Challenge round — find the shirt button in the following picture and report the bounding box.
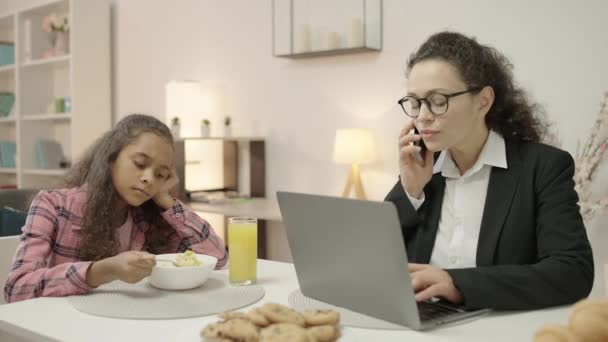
[450,256,458,264]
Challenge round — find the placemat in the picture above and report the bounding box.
[68,273,265,319]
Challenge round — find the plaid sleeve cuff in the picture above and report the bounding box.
[161,199,186,222]
[67,261,94,293]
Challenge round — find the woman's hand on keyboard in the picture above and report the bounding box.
[408,263,464,304]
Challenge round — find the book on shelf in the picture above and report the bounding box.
[35,139,65,169]
[0,41,14,66]
[0,93,15,117]
[0,141,16,168]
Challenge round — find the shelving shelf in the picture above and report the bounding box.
[0,64,15,73]
[23,168,68,176]
[0,117,16,123]
[0,0,111,189]
[21,113,71,121]
[21,54,70,68]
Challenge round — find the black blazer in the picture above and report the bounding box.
[385,140,594,310]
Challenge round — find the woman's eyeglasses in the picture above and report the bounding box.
[397,87,483,118]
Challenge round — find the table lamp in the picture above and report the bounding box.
[333,128,375,200]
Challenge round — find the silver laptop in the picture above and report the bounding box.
[277,191,490,330]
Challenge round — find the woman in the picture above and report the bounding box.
[386,31,593,310]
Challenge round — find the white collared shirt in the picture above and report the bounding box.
[407,130,508,269]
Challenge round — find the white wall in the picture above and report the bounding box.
[2,0,607,201]
[113,0,608,202]
[2,0,607,290]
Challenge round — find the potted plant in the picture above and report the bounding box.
[170,117,180,139]
[201,119,211,137]
[224,116,232,137]
[41,13,70,57]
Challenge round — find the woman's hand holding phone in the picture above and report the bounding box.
[398,121,434,199]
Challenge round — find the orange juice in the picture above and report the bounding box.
[228,217,257,285]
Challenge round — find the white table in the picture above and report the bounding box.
[0,260,571,342]
[188,198,284,260]
[189,198,281,222]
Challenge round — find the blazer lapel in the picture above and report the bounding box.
[476,141,522,266]
[417,173,446,263]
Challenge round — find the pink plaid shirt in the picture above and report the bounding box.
[4,186,227,303]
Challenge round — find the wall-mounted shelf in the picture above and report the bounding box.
[272,0,382,58]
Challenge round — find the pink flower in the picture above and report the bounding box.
[41,15,54,33]
[601,144,607,153]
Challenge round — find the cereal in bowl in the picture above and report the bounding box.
[175,250,202,267]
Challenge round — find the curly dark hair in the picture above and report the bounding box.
[64,114,176,261]
[407,31,547,142]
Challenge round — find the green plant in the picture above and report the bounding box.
[202,119,210,126]
[224,116,231,126]
[42,13,69,33]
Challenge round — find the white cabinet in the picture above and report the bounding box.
[0,0,111,189]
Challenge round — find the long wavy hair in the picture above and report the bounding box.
[407,31,547,142]
[64,114,176,261]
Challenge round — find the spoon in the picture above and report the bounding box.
[155,257,178,266]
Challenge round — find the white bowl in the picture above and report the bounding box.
[149,253,217,290]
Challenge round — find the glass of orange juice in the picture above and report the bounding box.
[228,217,257,285]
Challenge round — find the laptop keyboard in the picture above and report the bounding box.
[417,301,463,321]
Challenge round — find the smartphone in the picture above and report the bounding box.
[413,127,427,155]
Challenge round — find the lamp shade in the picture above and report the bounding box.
[165,80,202,137]
[333,128,375,164]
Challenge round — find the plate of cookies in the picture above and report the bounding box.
[179,302,355,341]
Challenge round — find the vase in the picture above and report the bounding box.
[200,125,210,137]
[54,31,70,55]
[170,122,180,140]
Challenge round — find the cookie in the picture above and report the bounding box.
[533,324,578,342]
[200,322,227,341]
[259,303,306,327]
[307,325,341,342]
[259,323,311,342]
[200,318,259,342]
[302,309,340,326]
[218,311,249,321]
[247,308,271,327]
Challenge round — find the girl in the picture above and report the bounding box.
[387,32,593,310]
[4,114,227,303]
